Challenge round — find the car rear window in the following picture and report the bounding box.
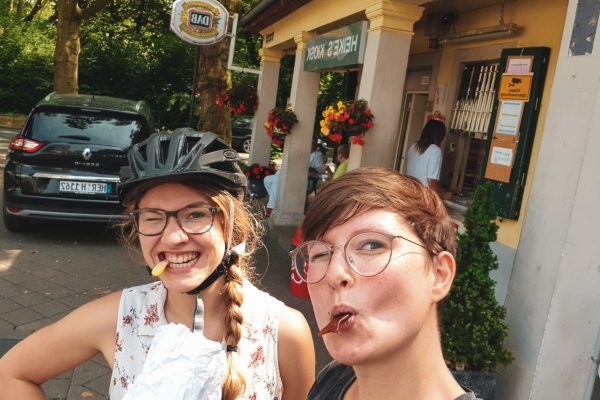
[24,107,149,149]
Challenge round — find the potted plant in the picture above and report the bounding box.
[441,182,514,399]
[319,99,374,146]
[242,162,277,198]
[263,107,298,148]
[215,84,259,116]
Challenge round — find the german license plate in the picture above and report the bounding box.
[59,181,109,194]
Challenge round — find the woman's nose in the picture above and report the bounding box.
[324,246,354,288]
[161,216,188,244]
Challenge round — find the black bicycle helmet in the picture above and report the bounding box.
[118,128,247,203]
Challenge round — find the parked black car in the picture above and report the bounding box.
[231,115,253,153]
[3,92,154,231]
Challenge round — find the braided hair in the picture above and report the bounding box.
[117,182,263,399]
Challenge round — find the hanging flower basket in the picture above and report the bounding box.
[264,107,298,148]
[215,85,259,116]
[242,162,277,181]
[319,99,374,146]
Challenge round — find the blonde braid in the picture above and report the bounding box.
[221,263,245,400]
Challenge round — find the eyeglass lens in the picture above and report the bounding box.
[293,232,394,283]
[134,205,215,236]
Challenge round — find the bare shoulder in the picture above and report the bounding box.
[278,306,312,341]
[277,306,315,400]
[78,290,121,325]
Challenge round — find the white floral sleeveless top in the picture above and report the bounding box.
[109,280,284,400]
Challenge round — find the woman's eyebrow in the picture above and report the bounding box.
[137,202,213,211]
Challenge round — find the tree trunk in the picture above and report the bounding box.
[23,0,48,22]
[195,0,241,146]
[53,0,81,94]
[15,0,23,18]
[197,40,232,145]
[53,0,109,94]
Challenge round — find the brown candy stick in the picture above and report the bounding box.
[318,314,350,337]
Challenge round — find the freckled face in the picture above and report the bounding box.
[137,183,226,293]
[308,209,437,366]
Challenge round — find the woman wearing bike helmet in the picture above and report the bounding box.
[0,129,315,400]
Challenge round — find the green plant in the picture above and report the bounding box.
[441,182,514,372]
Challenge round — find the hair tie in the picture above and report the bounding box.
[226,345,238,353]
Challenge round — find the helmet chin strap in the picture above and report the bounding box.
[186,196,239,295]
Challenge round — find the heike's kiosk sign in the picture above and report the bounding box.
[304,21,368,72]
[170,0,229,45]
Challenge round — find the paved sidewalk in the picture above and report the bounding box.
[0,219,329,399]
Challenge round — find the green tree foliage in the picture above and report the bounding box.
[0,14,54,113]
[1,0,346,134]
[0,0,194,128]
[78,0,194,129]
[441,182,514,371]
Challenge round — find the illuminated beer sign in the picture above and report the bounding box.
[170,0,229,45]
[189,10,212,29]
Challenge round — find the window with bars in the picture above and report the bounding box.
[442,61,500,197]
[450,62,500,136]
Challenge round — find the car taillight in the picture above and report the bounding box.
[9,136,43,153]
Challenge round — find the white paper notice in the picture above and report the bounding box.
[491,147,513,166]
[507,57,533,74]
[496,101,524,136]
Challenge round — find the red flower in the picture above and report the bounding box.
[244,163,276,180]
[351,135,365,146]
[319,99,374,147]
[329,133,343,144]
[215,86,258,116]
[264,107,298,148]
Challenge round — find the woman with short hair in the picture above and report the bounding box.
[293,167,481,400]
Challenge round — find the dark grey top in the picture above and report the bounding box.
[308,362,483,400]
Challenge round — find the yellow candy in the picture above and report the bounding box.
[151,260,168,276]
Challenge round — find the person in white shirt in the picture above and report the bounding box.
[308,140,331,195]
[406,119,452,199]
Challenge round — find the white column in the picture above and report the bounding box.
[497,0,600,398]
[350,0,423,170]
[272,32,320,227]
[249,47,282,166]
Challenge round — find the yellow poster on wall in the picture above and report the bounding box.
[498,74,533,102]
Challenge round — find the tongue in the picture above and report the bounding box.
[318,314,351,337]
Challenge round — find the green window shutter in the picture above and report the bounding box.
[481,47,551,220]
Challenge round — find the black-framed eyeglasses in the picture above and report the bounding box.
[130,203,219,236]
[290,231,435,284]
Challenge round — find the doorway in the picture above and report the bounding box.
[395,92,428,173]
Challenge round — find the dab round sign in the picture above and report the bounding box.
[170,0,229,45]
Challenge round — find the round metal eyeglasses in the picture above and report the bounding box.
[130,203,219,236]
[290,231,434,284]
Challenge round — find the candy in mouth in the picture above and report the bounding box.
[151,260,168,277]
[318,313,351,337]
